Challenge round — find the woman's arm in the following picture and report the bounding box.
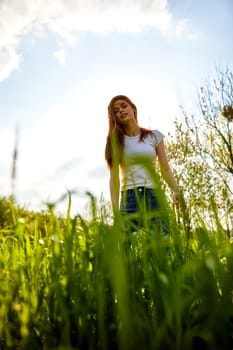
[156,140,179,203]
[109,163,120,212]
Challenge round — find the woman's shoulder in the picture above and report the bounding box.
[151,129,165,145]
[139,127,164,145]
[151,129,164,137]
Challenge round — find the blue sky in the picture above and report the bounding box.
[0,0,232,216]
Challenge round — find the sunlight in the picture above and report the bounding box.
[8,75,179,215]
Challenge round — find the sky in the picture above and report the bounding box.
[0,0,233,217]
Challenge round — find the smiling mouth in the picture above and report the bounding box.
[121,113,127,118]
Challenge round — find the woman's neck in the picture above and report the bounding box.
[123,121,140,136]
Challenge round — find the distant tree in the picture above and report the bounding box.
[0,196,14,229]
[167,67,233,233]
[0,196,52,237]
[198,67,233,176]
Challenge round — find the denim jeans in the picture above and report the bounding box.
[120,187,169,235]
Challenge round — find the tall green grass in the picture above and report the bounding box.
[0,189,232,350]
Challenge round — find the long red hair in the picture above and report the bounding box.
[105,95,153,168]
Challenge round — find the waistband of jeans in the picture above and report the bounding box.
[121,187,154,194]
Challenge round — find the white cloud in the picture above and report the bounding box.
[0,47,22,80]
[0,0,37,80]
[0,128,16,195]
[0,0,193,80]
[53,48,66,65]
[173,18,198,40]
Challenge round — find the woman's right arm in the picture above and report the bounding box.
[109,164,120,212]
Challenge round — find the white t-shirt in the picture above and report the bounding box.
[120,129,164,190]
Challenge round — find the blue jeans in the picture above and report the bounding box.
[120,187,169,234]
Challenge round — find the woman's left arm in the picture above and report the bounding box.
[156,140,179,204]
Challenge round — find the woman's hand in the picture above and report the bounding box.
[172,191,179,205]
[172,191,186,212]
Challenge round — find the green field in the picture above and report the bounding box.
[0,194,232,350]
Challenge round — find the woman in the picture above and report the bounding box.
[105,95,179,232]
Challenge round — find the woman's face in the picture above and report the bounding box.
[112,99,136,125]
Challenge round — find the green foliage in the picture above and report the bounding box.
[167,67,233,232]
[0,196,14,229]
[0,196,56,239]
[0,192,232,350]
